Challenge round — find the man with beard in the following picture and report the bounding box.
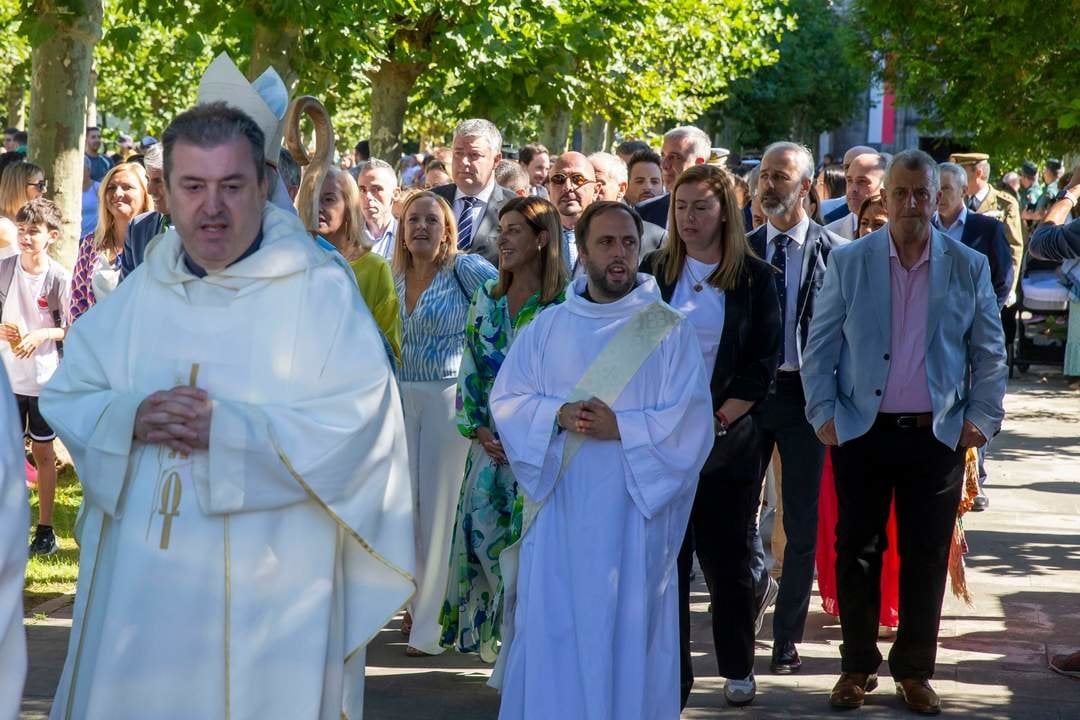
[433,118,516,265]
[748,142,847,678]
[490,201,714,720]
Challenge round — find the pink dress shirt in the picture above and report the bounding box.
[880,232,933,413]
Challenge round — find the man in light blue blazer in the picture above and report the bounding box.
[801,150,1007,715]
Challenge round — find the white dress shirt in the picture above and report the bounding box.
[453,178,497,236]
[363,217,397,260]
[764,214,810,371]
[931,206,967,244]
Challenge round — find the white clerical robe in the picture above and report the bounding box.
[490,275,713,720]
[0,366,28,720]
[40,204,415,720]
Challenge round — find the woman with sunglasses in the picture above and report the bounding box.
[70,163,153,322]
[639,163,781,709]
[0,161,47,259]
[439,196,567,662]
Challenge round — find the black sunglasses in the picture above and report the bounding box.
[28,181,47,192]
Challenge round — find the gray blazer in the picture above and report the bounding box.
[432,183,517,266]
[801,227,1008,449]
[747,220,848,365]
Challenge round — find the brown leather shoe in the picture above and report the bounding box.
[895,678,941,715]
[830,672,879,709]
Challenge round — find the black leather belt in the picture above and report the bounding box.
[875,412,932,430]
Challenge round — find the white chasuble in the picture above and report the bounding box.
[489,275,714,720]
[40,205,415,720]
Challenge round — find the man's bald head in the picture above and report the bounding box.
[843,145,876,170]
[845,152,886,215]
[548,151,598,229]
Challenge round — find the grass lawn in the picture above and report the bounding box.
[24,463,82,612]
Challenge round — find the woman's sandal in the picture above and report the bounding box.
[400,611,413,638]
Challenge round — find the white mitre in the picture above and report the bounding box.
[197,53,287,166]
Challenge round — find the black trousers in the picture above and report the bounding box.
[679,414,767,707]
[757,372,826,645]
[832,421,965,680]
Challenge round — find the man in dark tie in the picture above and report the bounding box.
[748,142,847,680]
[546,151,599,276]
[635,126,711,228]
[432,119,517,266]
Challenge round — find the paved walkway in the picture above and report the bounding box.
[21,373,1080,718]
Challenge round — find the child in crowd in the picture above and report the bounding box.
[0,197,71,556]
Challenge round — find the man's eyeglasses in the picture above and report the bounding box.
[28,181,47,192]
[548,172,594,188]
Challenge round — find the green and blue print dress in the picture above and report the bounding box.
[439,279,564,661]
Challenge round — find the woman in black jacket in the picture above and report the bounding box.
[639,163,782,709]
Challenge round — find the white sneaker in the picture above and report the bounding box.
[724,674,756,706]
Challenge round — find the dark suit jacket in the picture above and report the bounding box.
[119,211,167,281]
[639,250,781,409]
[432,183,517,266]
[958,211,1015,308]
[636,193,670,229]
[747,220,847,367]
[641,220,667,255]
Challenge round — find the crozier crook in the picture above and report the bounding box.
[285,96,335,234]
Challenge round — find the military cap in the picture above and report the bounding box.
[949,152,989,165]
[1021,161,1038,178]
[1045,158,1063,172]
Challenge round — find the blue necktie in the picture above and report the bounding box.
[771,234,790,361]
[457,196,480,250]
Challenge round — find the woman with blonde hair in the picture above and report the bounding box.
[70,163,152,321]
[440,196,566,661]
[317,166,402,362]
[639,163,781,708]
[393,190,497,656]
[0,161,46,258]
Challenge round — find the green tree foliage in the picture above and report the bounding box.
[848,0,1080,160]
[708,0,864,151]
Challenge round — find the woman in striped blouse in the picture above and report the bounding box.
[393,190,498,656]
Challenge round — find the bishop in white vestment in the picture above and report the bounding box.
[490,271,713,720]
[0,366,28,719]
[40,103,414,720]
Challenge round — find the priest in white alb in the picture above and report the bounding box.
[0,366,28,720]
[489,201,714,719]
[40,101,414,720]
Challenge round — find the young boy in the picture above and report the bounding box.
[0,197,70,556]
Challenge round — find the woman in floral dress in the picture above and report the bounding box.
[440,196,567,661]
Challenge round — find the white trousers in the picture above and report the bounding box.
[400,379,471,653]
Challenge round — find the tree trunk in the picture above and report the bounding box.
[580,115,608,154]
[249,20,300,96]
[28,0,103,269]
[541,106,572,153]
[85,67,97,127]
[367,61,422,162]
[5,64,28,129]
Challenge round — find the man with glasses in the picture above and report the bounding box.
[547,151,599,276]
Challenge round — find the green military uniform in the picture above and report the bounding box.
[950,152,1024,294]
